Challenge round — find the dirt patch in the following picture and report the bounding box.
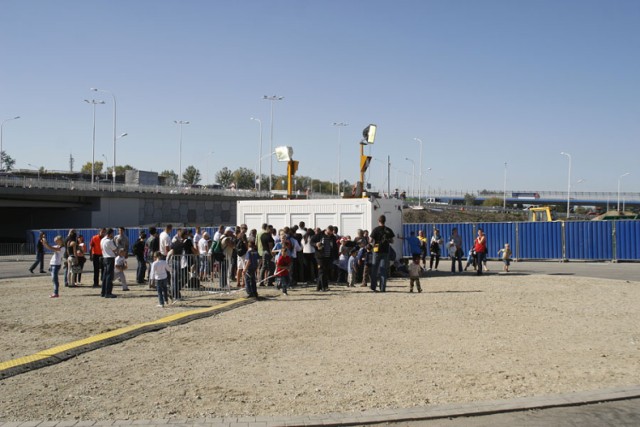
[1,271,639,422]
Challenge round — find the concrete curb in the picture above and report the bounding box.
[1,386,639,426]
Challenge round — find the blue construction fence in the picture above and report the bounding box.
[26,220,640,261]
[403,220,640,261]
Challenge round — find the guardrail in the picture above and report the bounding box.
[0,243,34,261]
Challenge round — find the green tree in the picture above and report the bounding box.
[464,193,476,206]
[80,161,104,175]
[182,165,201,185]
[215,167,234,188]
[482,197,503,207]
[232,167,256,189]
[160,170,178,186]
[0,151,15,171]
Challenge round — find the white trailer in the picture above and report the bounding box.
[237,197,404,255]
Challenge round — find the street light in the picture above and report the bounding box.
[617,172,630,212]
[250,117,262,191]
[101,154,109,180]
[263,95,284,192]
[405,158,415,197]
[413,138,423,205]
[503,162,507,210]
[91,87,117,189]
[84,99,105,185]
[560,152,571,218]
[1,116,20,171]
[333,122,349,196]
[27,163,40,180]
[174,120,190,186]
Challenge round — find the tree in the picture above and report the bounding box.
[80,161,104,175]
[0,151,15,171]
[160,170,178,186]
[482,197,503,207]
[464,193,476,206]
[232,167,256,189]
[215,167,233,188]
[182,165,201,185]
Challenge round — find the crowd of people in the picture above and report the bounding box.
[36,220,513,303]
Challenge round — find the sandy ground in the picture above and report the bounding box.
[1,267,639,422]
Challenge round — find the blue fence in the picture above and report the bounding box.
[404,221,640,261]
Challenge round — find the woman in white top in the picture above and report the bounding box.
[43,235,64,298]
[302,229,317,283]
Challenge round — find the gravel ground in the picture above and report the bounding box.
[1,269,639,422]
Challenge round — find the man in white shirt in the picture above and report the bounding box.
[100,228,118,298]
[159,224,173,256]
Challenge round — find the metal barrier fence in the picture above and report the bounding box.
[164,254,244,299]
[0,243,35,261]
[403,220,640,262]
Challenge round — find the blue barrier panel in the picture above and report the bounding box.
[565,221,612,260]
[615,220,640,260]
[475,222,516,259]
[514,222,563,260]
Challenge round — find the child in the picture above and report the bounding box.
[43,235,64,298]
[498,243,513,272]
[464,245,476,271]
[275,247,292,295]
[244,240,260,298]
[360,244,373,287]
[347,248,358,287]
[149,251,171,307]
[407,255,423,293]
[114,248,129,291]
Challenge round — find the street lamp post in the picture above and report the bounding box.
[405,158,415,197]
[174,120,190,186]
[1,116,20,171]
[85,99,105,185]
[333,122,349,196]
[503,162,507,210]
[263,95,284,192]
[560,152,571,218]
[617,172,630,212]
[27,163,40,180]
[250,117,263,191]
[413,138,423,205]
[91,88,118,190]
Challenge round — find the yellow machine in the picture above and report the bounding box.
[528,206,556,222]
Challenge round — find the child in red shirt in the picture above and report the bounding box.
[275,247,292,295]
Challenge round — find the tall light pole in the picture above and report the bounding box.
[503,161,507,210]
[115,133,128,185]
[84,99,105,185]
[263,95,284,192]
[174,120,190,186]
[405,158,415,197]
[250,117,262,191]
[617,172,630,212]
[333,122,349,196]
[1,116,20,171]
[91,88,117,190]
[27,163,40,180]
[560,152,571,218]
[413,138,423,205]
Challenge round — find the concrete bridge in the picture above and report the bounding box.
[0,176,268,241]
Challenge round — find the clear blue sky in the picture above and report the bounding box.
[2,0,639,194]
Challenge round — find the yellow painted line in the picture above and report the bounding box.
[0,297,249,373]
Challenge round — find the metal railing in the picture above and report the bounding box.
[164,254,243,299]
[0,243,34,261]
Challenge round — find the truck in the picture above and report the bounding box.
[237,197,404,255]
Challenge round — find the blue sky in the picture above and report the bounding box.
[1,0,639,194]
